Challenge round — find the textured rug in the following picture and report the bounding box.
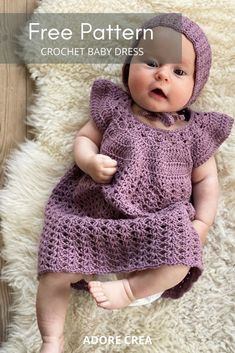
[0,0,234,352]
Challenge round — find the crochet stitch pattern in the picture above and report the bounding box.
[38,79,233,299]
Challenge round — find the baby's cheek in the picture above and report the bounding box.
[128,81,142,102]
[176,80,194,106]
[128,66,146,94]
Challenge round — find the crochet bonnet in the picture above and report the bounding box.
[122,13,212,106]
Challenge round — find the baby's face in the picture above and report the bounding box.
[128,27,195,113]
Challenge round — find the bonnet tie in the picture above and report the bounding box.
[138,109,186,127]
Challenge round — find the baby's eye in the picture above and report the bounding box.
[174,69,187,76]
[146,60,159,68]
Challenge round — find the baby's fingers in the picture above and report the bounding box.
[102,156,117,168]
[102,167,117,176]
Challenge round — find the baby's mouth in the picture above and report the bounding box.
[151,88,167,99]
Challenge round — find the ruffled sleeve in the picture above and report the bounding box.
[191,112,234,167]
[90,79,126,133]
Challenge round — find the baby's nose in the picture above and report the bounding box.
[155,67,169,82]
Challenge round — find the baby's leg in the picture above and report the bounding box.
[36,272,82,353]
[88,264,189,310]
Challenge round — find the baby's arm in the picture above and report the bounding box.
[73,120,117,183]
[191,156,220,245]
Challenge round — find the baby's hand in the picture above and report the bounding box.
[87,154,117,184]
[192,219,210,246]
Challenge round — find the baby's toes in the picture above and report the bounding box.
[88,281,106,300]
[88,281,102,291]
[94,294,107,303]
[97,300,111,309]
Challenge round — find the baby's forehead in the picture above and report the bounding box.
[136,26,195,65]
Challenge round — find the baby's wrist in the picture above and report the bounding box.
[84,155,97,175]
[76,154,96,176]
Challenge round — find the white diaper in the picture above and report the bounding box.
[128,292,163,307]
[94,274,163,307]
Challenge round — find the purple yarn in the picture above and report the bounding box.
[38,79,233,299]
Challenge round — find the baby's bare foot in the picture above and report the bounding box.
[88,279,135,310]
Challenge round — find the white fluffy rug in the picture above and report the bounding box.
[1,0,235,352]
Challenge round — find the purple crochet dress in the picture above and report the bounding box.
[38,79,233,299]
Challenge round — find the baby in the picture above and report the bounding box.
[36,14,233,353]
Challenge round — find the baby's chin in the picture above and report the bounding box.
[133,104,173,114]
